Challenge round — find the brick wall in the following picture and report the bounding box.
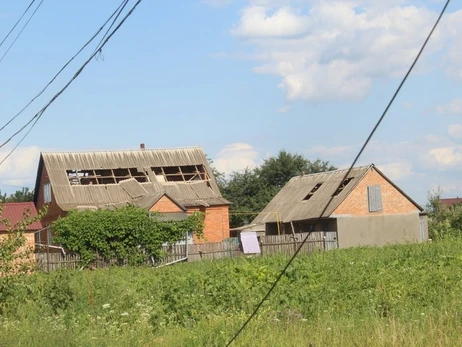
[188,205,230,243]
[150,195,183,213]
[0,231,36,263]
[333,168,420,216]
[35,164,66,245]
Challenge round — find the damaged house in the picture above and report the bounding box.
[250,164,428,248]
[33,145,230,245]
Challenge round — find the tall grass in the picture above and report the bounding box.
[1,239,462,346]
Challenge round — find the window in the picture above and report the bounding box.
[303,183,323,201]
[332,177,353,197]
[44,182,51,203]
[367,185,383,212]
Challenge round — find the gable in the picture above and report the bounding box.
[333,168,421,216]
[149,195,185,213]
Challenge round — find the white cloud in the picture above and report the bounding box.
[231,6,310,37]
[377,161,413,181]
[309,145,355,157]
[213,143,259,174]
[448,124,462,139]
[436,98,462,115]
[0,146,41,191]
[427,146,462,168]
[230,2,462,101]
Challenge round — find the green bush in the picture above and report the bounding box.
[52,205,204,265]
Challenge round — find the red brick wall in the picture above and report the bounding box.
[333,168,420,216]
[35,165,66,245]
[150,195,183,213]
[187,205,230,243]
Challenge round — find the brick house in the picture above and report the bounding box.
[33,146,230,244]
[250,164,428,248]
[439,198,462,208]
[0,202,43,260]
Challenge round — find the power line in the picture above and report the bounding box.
[0,0,45,64]
[93,0,130,57]
[0,0,144,167]
[226,0,452,345]
[0,0,129,134]
[0,0,36,49]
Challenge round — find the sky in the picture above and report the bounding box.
[0,0,461,205]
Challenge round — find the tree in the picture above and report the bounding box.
[219,150,337,227]
[0,188,34,203]
[0,203,47,275]
[257,150,337,188]
[426,188,462,240]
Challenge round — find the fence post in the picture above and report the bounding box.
[46,245,50,272]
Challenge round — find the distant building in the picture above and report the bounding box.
[0,202,43,260]
[33,146,230,245]
[439,198,462,208]
[250,164,428,248]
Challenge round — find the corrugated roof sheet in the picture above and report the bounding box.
[252,165,373,224]
[37,147,230,211]
[0,202,43,231]
[119,178,148,199]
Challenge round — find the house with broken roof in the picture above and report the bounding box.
[250,164,428,248]
[33,145,230,245]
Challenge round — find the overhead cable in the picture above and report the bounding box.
[226,0,452,345]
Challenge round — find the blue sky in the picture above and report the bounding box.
[0,0,461,205]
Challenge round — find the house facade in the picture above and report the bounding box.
[0,202,43,260]
[251,164,427,248]
[33,146,230,245]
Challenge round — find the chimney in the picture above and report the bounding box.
[140,143,145,150]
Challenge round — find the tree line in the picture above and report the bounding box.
[0,187,34,203]
[213,150,337,228]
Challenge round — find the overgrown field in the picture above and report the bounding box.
[1,239,462,346]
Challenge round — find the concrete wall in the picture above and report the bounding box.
[336,213,422,248]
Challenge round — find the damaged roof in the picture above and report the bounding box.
[34,147,230,211]
[252,164,423,225]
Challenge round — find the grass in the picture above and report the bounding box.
[1,238,462,346]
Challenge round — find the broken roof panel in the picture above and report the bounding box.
[35,147,231,211]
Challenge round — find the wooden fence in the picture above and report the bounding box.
[36,231,337,272]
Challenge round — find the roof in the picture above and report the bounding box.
[33,147,230,211]
[152,211,189,222]
[252,164,423,225]
[0,202,43,231]
[440,198,462,208]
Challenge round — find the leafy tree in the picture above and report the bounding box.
[426,188,462,240]
[0,188,34,203]
[0,203,47,275]
[218,150,336,227]
[52,205,205,266]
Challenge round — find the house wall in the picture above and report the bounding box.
[35,165,66,246]
[187,205,230,243]
[333,168,419,216]
[336,213,422,248]
[332,168,426,247]
[149,196,183,213]
[0,231,36,263]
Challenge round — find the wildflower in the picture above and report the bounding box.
[121,312,129,316]
[102,303,111,309]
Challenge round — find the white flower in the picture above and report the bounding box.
[102,303,111,309]
[120,312,129,316]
